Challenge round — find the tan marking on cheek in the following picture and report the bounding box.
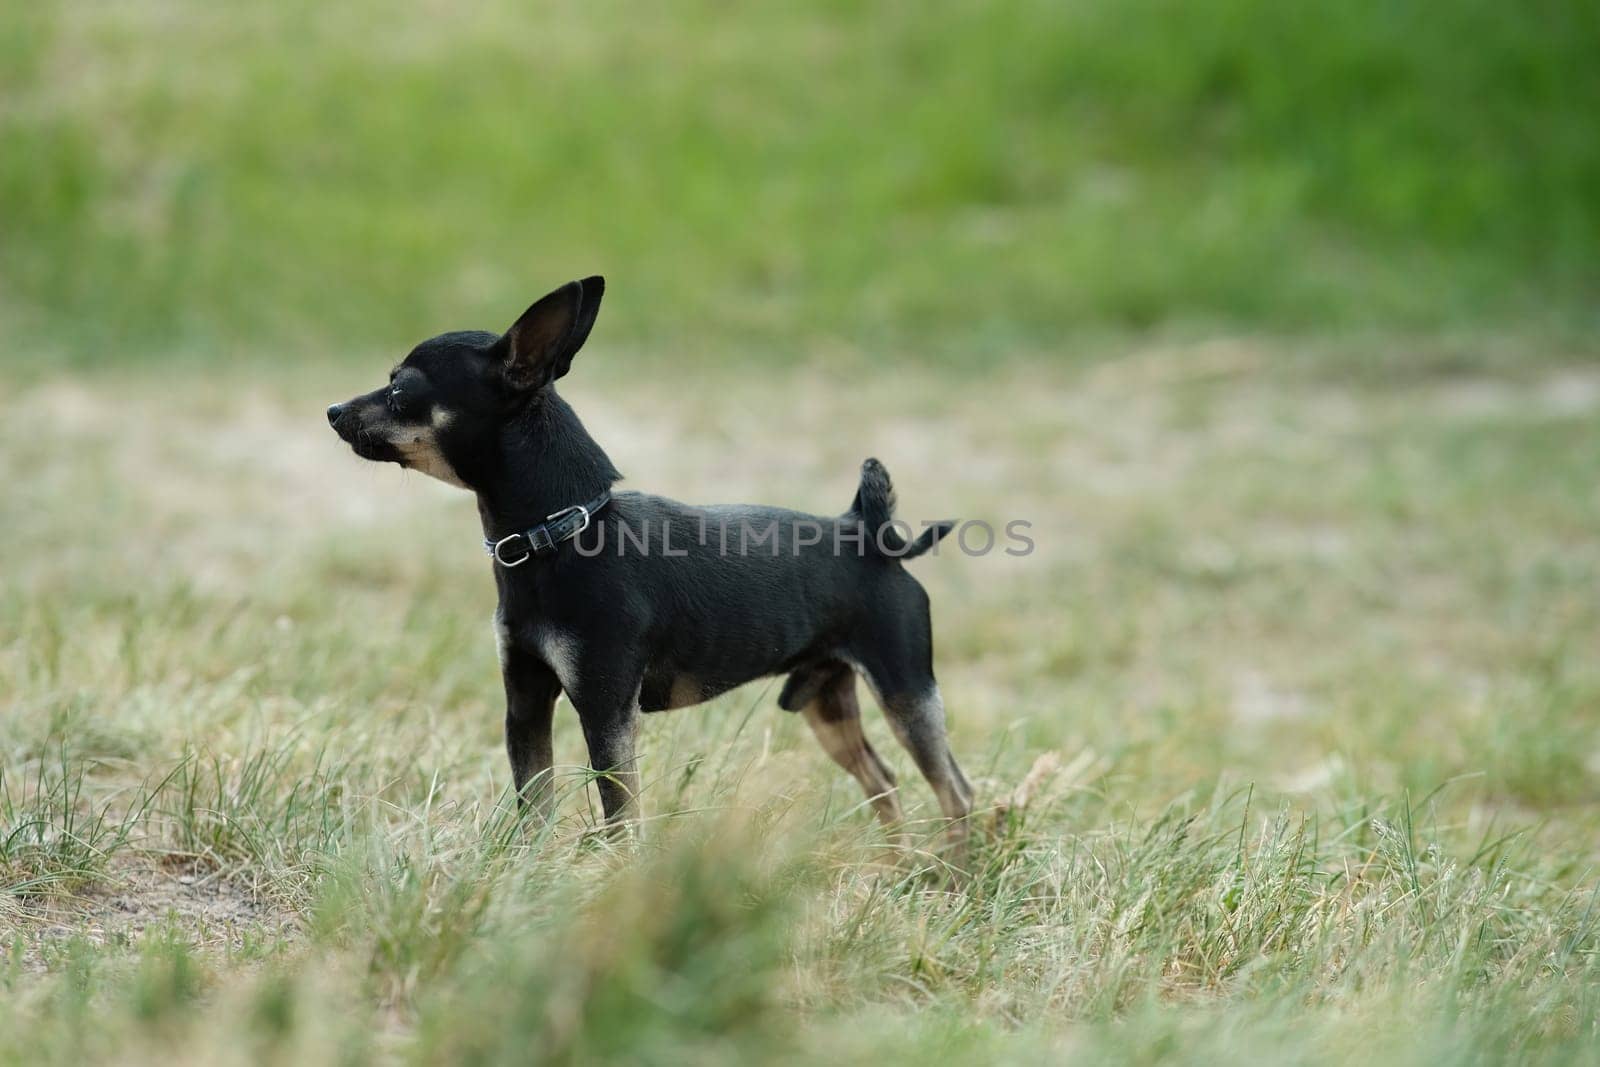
[388,424,468,489]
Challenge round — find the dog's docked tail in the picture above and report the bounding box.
[850,457,954,561]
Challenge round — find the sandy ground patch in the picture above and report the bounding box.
[8,857,296,971]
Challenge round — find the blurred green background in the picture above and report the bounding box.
[3,0,1596,369]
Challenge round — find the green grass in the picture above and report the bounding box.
[4,1,1600,1060]
[2,0,1597,369]
[2,352,1598,1063]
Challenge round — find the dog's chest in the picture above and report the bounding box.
[533,625,582,693]
[495,610,581,690]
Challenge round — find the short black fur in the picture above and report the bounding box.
[327,277,973,849]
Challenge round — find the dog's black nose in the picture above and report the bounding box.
[326,403,343,427]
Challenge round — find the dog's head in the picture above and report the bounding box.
[326,276,604,490]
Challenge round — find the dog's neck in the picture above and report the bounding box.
[475,388,621,540]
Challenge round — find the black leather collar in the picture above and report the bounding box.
[484,491,611,567]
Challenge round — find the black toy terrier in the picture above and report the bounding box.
[328,277,973,850]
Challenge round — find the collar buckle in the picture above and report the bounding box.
[485,495,606,568]
[491,532,533,568]
[545,503,592,536]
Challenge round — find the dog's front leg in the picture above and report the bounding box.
[570,668,643,829]
[501,644,562,819]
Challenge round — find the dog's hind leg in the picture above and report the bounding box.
[880,684,974,860]
[849,584,975,859]
[782,662,903,831]
[853,646,974,859]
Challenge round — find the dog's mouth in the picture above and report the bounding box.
[328,401,467,488]
[330,415,401,464]
[348,427,401,464]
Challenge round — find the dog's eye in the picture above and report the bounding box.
[387,387,403,412]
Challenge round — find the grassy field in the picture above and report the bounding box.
[4,349,1599,1063]
[5,0,1600,1063]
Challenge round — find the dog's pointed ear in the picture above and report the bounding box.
[498,276,605,391]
